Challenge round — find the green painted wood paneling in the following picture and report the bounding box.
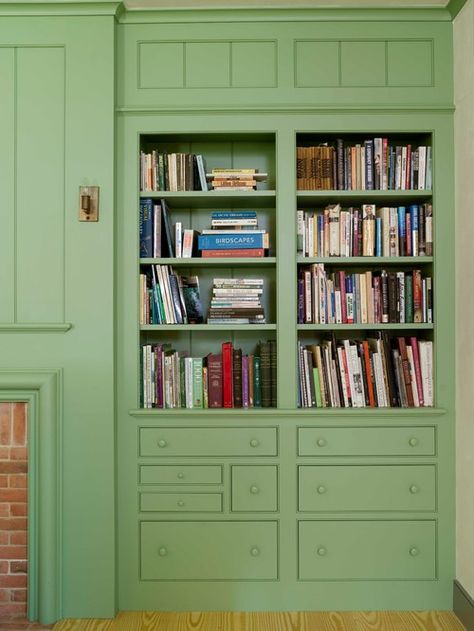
[139,42,184,89]
[0,48,15,323]
[231,41,277,88]
[295,40,340,88]
[186,42,230,88]
[340,41,386,87]
[231,465,278,512]
[16,47,65,323]
[139,492,222,512]
[387,40,434,87]
[139,465,223,485]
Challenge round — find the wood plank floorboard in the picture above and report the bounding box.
[53,611,466,631]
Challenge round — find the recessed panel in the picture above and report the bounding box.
[341,41,386,87]
[139,42,184,89]
[232,41,277,88]
[295,41,339,87]
[185,42,230,88]
[388,40,433,87]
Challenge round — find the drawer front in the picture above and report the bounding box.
[298,426,435,457]
[231,465,278,512]
[139,465,223,485]
[140,427,278,457]
[140,492,222,512]
[298,520,436,580]
[298,465,436,512]
[141,521,278,580]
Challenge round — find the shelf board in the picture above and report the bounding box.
[297,256,433,265]
[129,407,447,418]
[141,257,276,266]
[141,324,277,331]
[140,190,276,208]
[297,323,434,330]
[297,190,432,205]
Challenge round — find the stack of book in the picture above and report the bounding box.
[140,151,207,192]
[298,265,433,324]
[298,334,433,408]
[140,266,203,324]
[141,340,276,409]
[198,221,269,258]
[207,278,266,324]
[297,203,433,258]
[206,168,268,191]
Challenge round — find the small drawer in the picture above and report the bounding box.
[140,492,222,512]
[139,465,223,485]
[140,426,278,457]
[298,465,436,512]
[298,520,436,580]
[231,465,278,512]
[140,521,278,580]
[298,426,435,457]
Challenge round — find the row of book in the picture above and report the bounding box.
[206,168,268,191]
[141,341,276,408]
[140,267,203,325]
[298,335,433,408]
[298,266,433,325]
[296,140,432,191]
[297,203,433,258]
[140,151,207,192]
[208,278,266,324]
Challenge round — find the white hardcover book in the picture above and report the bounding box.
[379,207,391,256]
[196,154,208,191]
[303,350,313,407]
[365,271,373,323]
[343,340,357,408]
[360,145,366,190]
[331,358,341,408]
[339,211,346,257]
[175,222,183,258]
[359,273,368,324]
[329,204,341,257]
[419,340,433,406]
[158,265,175,324]
[406,345,420,407]
[418,146,426,190]
[318,265,326,324]
[304,270,312,323]
[335,290,342,324]
[308,216,314,257]
[373,352,387,407]
[211,219,258,227]
[401,146,407,190]
[173,353,180,408]
[182,229,194,258]
[374,138,382,189]
[184,357,193,408]
[337,347,350,407]
[348,343,364,408]
[427,277,433,323]
[327,279,334,324]
[356,351,367,407]
[422,278,427,323]
[297,210,305,254]
[425,147,432,190]
[396,151,402,190]
[311,265,319,324]
[389,207,399,256]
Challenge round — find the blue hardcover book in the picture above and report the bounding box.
[211,211,257,219]
[375,217,382,257]
[410,205,419,256]
[198,233,265,250]
[398,206,406,256]
[317,214,325,255]
[139,198,153,257]
[364,140,374,190]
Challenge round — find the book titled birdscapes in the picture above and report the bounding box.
[199,210,270,258]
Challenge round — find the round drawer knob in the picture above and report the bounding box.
[317,547,327,557]
[409,547,419,557]
[177,500,185,507]
[316,438,327,447]
[250,485,260,495]
[409,485,419,494]
[408,437,419,447]
[317,485,327,495]
[250,439,260,448]
[158,439,167,448]
[177,472,184,480]
[158,547,168,557]
[250,547,260,557]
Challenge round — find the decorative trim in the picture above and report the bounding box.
[130,407,447,418]
[116,105,455,115]
[0,323,72,333]
[0,2,122,17]
[0,370,62,625]
[454,580,474,631]
[448,0,469,18]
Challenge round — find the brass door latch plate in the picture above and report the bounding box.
[79,186,99,221]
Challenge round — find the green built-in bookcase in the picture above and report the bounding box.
[116,7,454,614]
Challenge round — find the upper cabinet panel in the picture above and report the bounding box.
[117,18,452,109]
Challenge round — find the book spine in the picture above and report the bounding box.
[192,358,203,408]
[232,348,243,408]
[260,341,272,408]
[201,248,265,258]
[139,198,154,257]
[253,356,262,407]
[198,234,265,250]
[242,356,249,408]
[222,342,233,408]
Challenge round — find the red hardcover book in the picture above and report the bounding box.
[362,341,376,407]
[222,342,233,408]
[201,248,265,258]
[409,336,424,407]
[413,270,423,322]
[406,213,412,255]
[207,353,223,408]
[397,337,415,407]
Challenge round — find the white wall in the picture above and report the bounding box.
[454,0,474,600]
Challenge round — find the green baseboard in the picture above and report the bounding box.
[454,580,474,631]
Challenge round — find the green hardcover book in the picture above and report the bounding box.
[179,357,186,408]
[253,356,262,408]
[312,367,322,408]
[192,357,203,408]
[405,273,414,323]
[270,339,277,407]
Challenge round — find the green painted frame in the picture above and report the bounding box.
[0,370,61,625]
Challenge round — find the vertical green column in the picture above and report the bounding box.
[276,126,297,408]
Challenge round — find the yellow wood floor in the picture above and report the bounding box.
[52,611,466,631]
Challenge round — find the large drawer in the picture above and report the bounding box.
[140,521,278,580]
[298,520,436,580]
[140,492,222,512]
[298,465,436,512]
[140,427,278,457]
[139,465,223,485]
[298,426,436,457]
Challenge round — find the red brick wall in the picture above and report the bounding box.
[0,403,28,618]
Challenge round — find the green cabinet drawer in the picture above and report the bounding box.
[140,492,222,512]
[231,465,278,512]
[140,521,278,580]
[140,427,278,457]
[298,426,435,457]
[298,465,436,512]
[298,520,436,580]
[139,465,223,485]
